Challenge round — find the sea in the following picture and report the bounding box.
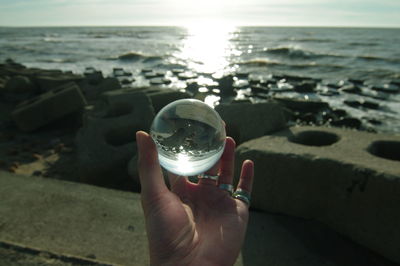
[0,26,399,133]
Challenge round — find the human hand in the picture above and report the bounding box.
[136,131,254,266]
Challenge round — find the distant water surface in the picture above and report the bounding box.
[0,26,399,133]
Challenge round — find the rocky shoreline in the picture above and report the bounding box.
[1,58,400,264]
[0,58,399,188]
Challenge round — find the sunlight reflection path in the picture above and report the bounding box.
[175,23,240,75]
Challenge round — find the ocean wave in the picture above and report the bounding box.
[38,58,77,63]
[263,46,344,60]
[286,62,346,70]
[117,51,163,61]
[237,58,281,66]
[348,42,378,47]
[282,37,334,43]
[357,55,400,63]
[42,37,62,43]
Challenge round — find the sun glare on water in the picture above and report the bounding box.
[176,21,239,74]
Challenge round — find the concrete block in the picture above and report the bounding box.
[113,86,190,112]
[11,82,87,132]
[78,77,121,102]
[0,171,395,266]
[235,126,400,263]
[76,91,155,188]
[35,73,84,92]
[216,101,287,144]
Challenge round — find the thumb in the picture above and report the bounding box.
[136,131,168,199]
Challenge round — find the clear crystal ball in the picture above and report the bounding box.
[150,99,226,176]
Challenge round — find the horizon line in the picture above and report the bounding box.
[1,24,399,29]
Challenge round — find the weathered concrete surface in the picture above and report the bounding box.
[235,126,400,263]
[0,172,396,266]
[216,101,287,144]
[35,74,84,92]
[11,82,87,132]
[0,171,148,266]
[120,86,191,112]
[76,91,154,188]
[78,77,121,102]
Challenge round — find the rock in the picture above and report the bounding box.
[274,96,329,112]
[218,75,236,96]
[141,68,153,73]
[12,82,87,132]
[250,84,268,94]
[120,78,134,85]
[339,84,361,94]
[215,101,287,144]
[171,69,184,75]
[235,126,400,264]
[177,72,197,80]
[362,101,380,110]
[293,80,316,93]
[235,71,249,78]
[150,77,171,85]
[371,84,399,93]
[344,100,379,110]
[348,78,364,85]
[113,68,124,77]
[76,91,155,187]
[332,108,347,117]
[84,68,103,85]
[344,100,361,108]
[390,79,400,87]
[185,82,200,94]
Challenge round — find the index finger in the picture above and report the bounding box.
[136,131,169,199]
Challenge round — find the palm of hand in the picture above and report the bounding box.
[146,180,249,266]
[137,131,254,266]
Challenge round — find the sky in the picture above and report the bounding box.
[0,0,399,27]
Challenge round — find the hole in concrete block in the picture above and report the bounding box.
[105,125,138,146]
[367,140,400,161]
[288,130,340,146]
[104,103,133,118]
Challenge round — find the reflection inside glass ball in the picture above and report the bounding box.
[150,99,226,176]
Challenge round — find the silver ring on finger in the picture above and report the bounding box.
[218,184,234,195]
[232,188,251,206]
[198,173,219,181]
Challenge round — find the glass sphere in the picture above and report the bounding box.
[150,99,226,176]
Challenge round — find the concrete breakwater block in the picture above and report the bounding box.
[235,126,400,263]
[1,172,395,266]
[35,73,84,92]
[12,82,87,132]
[122,86,190,112]
[78,77,121,102]
[76,91,155,188]
[97,87,190,185]
[216,101,287,144]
